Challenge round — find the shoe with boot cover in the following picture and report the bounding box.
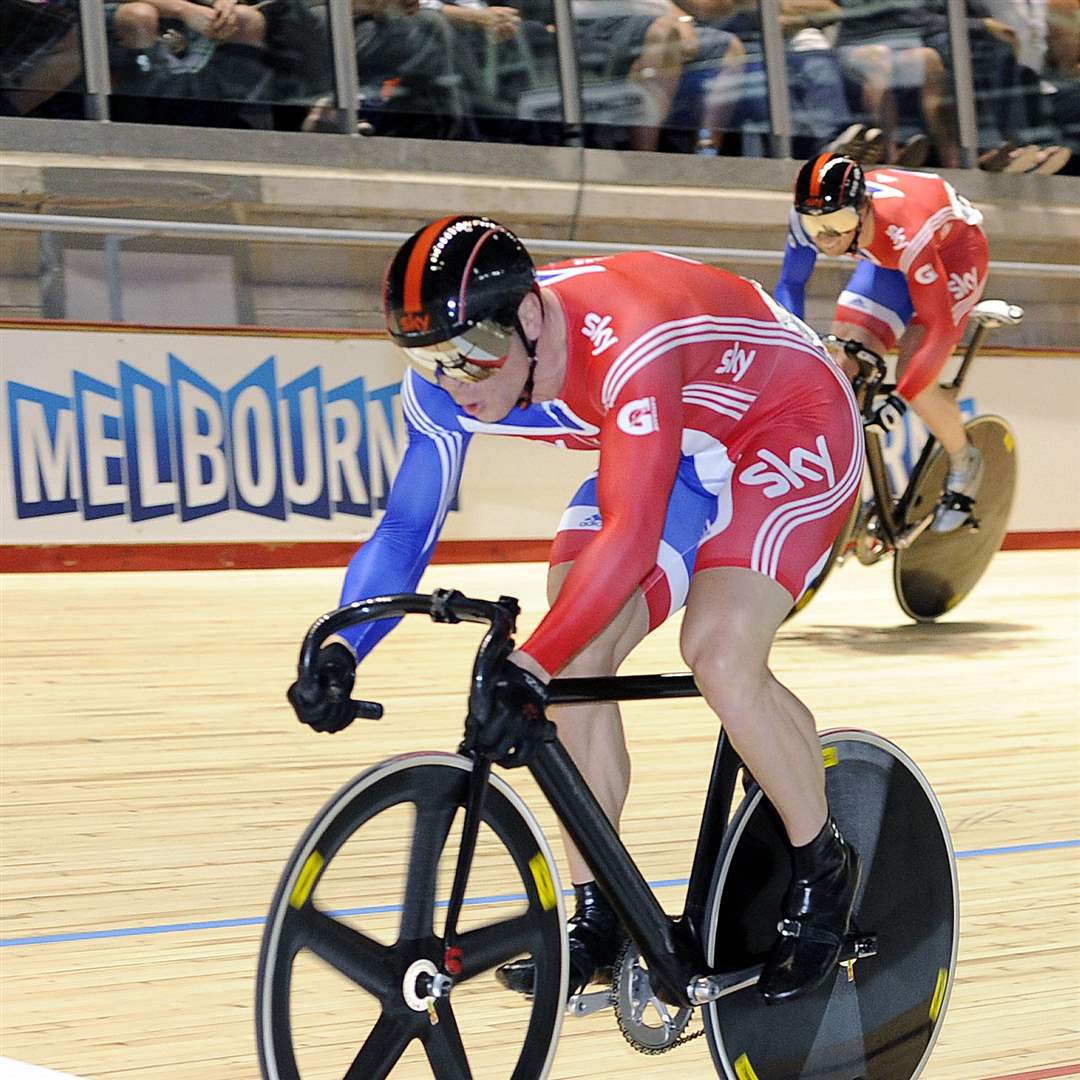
[495,881,622,998]
[758,817,861,1003]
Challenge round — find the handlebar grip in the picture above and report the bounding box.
[353,700,384,721]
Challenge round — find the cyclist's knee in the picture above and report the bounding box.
[682,640,766,720]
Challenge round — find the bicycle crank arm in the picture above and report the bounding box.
[688,930,880,1004]
[895,513,935,549]
[566,988,614,1017]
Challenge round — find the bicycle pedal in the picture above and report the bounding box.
[566,988,614,1018]
[840,932,878,962]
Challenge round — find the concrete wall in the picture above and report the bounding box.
[1,117,1077,347]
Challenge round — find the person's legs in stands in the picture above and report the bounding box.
[841,43,899,156]
[111,1,161,49]
[4,27,82,115]
[356,8,465,138]
[695,29,746,153]
[626,15,683,150]
[905,45,960,166]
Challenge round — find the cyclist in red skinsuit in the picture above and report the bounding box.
[519,250,865,677]
[786,155,990,531]
[290,216,865,1004]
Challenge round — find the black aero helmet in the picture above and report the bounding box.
[383,215,537,382]
[794,153,866,217]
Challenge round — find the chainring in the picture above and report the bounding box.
[611,939,699,1054]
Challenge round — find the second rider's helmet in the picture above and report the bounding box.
[383,215,537,382]
[793,153,866,242]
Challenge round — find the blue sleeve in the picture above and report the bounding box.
[774,209,818,320]
[337,370,472,662]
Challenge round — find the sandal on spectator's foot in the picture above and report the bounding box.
[978,142,1015,171]
[894,133,930,168]
[857,128,886,165]
[825,123,867,156]
[1001,145,1042,173]
[1031,145,1071,175]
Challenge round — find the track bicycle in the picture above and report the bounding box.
[791,298,1023,622]
[257,589,959,1079]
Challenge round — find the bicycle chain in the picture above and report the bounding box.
[610,940,704,1055]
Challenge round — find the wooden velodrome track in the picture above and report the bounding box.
[1,549,1078,1080]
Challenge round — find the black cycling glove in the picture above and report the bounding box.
[867,392,907,436]
[465,657,554,767]
[288,643,357,734]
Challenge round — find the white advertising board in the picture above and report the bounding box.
[0,325,1075,552]
[0,326,596,547]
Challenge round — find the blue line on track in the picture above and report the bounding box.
[3,837,1077,949]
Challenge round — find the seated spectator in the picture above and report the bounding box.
[0,0,82,116]
[968,0,1075,170]
[686,0,855,156]
[107,0,269,121]
[826,0,962,166]
[572,1,745,152]
[106,0,330,129]
[422,1,528,119]
[303,0,465,138]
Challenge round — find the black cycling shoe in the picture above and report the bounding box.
[495,881,622,998]
[758,816,862,1003]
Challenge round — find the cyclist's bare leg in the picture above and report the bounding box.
[896,323,966,453]
[680,566,826,845]
[542,560,650,886]
[682,566,860,1000]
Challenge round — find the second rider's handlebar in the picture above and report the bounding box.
[822,335,888,419]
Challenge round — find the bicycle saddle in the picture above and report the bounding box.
[969,299,1025,328]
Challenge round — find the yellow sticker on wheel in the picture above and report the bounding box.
[929,966,949,1022]
[529,852,558,911]
[822,746,839,769]
[1003,431,1015,452]
[734,1053,761,1080]
[289,850,324,910]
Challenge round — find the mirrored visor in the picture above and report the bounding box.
[402,320,514,383]
[798,206,861,240]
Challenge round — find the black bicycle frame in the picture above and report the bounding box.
[538,675,740,1006]
[856,319,991,549]
[294,590,738,1008]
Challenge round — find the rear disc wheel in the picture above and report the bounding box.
[702,730,958,1079]
[894,414,1017,621]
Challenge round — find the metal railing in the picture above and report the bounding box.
[2,212,1077,279]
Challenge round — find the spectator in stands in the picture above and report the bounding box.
[109,0,266,53]
[106,0,270,116]
[572,1,745,152]
[686,0,856,156]
[302,0,465,137]
[0,0,82,116]
[827,0,962,167]
[967,0,1075,170]
[421,0,527,125]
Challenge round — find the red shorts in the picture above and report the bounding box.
[551,346,864,627]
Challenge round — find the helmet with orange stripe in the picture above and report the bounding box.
[793,153,866,251]
[384,215,538,384]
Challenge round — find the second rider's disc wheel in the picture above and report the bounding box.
[256,753,568,1080]
[894,414,1017,621]
[702,730,959,1080]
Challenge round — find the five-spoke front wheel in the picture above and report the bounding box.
[256,754,568,1080]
